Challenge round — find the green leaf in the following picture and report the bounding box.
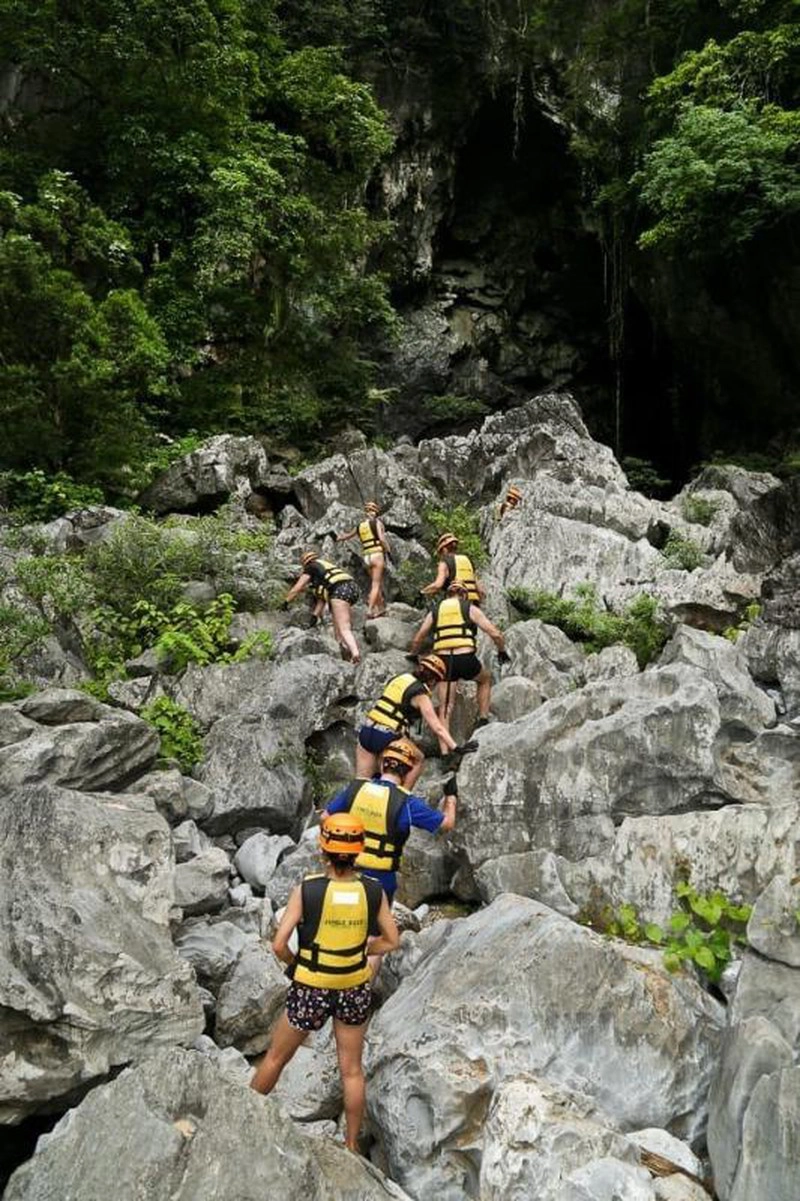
[693,946,717,972]
[644,923,664,944]
[670,912,691,933]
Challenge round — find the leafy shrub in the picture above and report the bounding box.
[15,554,95,620]
[0,470,104,520]
[585,883,751,986]
[661,531,705,571]
[424,502,487,567]
[420,395,488,427]
[681,495,719,526]
[141,698,204,774]
[722,602,761,643]
[0,601,50,700]
[394,557,432,607]
[621,457,671,497]
[506,583,668,668]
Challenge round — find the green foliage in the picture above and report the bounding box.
[0,470,104,520]
[681,495,720,526]
[506,583,668,667]
[587,882,752,985]
[424,502,487,567]
[621,457,671,497]
[722,601,762,643]
[15,554,95,620]
[661,530,705,571]
[0,601,50,700]
[141,697,204,773]
[420,395,489,428]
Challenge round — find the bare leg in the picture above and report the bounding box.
[367,559,385,617]
[250,1012,307,1094]
[476,664,491,719]
[330,599,360,664]
[333,1018,367,1153]
[355,743,378,781]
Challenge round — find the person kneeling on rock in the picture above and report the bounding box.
[250,813,398,1153]
[324,737,458,912]
[409,579,509,735]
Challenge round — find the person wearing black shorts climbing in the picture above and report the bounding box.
[281,550,362,664]
[336,500,391,619]
[250,813,398,1154]
[357,653,461,787]
[409,579,510,736]
[421,531,485,605]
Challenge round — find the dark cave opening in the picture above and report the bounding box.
[0,1111,61,1190]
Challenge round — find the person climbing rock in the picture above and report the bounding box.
[409,579,509,735]
[308,583,328,627]
[324,738,458,907]
[336,501,391,619]
[250,813,398,1154]
[421,532,484,604]
[282,550,362,664]
[498,485,522,520]
[357,654,460,785]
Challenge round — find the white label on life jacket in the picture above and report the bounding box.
[333,890,360,905]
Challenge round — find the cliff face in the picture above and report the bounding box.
[364,15,800,474]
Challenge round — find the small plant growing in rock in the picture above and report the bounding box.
[681,495,719,526]
[141,697,204,774]
[0,600,49,700]
[506,583,668,667]
[722,602,761,643]
[661,531,705,571]
[621,457,671,497]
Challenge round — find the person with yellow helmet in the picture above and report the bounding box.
[324,738,459,906]
[421,532,485,605]
[357,653,463,787]
[251,813,399,1153]
[281,550,362,664]
[336,501,391,619]
[409,579,510,736]
[499,485,523,520]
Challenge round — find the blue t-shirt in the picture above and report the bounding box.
[326,775,444,898]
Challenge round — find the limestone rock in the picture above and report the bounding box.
[658,625,775,730]
[503,619,583,696]
[3,1048,413,1200]
[172,819,213,863]
[707,1017,793,1200]
[489,674,545,721]
[366,896,724,1198]
[559,1158,657,1200]
[138,435,271,515]
[628,1129,702,1180]
[741,623,800,717]
[292,445,435,526]
[0,705,37,748]
[17,687,107,724]
[729,951,800,1049]
[214,943,288,1054]
[747,875,800,967]
[273,1023,343,1122]
[174,919,255,987]
[583,644,640,683]
[173,847,231,916]
[0,784,203,1122]
[234,832,296,892]
[0,703,159,792]
[394,826,457,910]
[479,1076,639,1201]
[727,1065,800,1201]
[130,767,189,824]
[263,838,325,909]
[761,550,800,630]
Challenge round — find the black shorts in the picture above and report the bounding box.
[440,652,482,682]
[328,580,360,605]
[285,981,372,1031]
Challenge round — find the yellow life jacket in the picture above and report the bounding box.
[366,672,428,732]
[309,558,353,600]
[444,553,479,603]
[433,595,476,653]
[292,873,381,989]
[339,779,411,872]
[358,518,382,555]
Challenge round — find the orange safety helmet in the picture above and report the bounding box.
[364,501,380,515]
[382,737,422,771]
[418,653,448,681]
[506,486,522,505]
[301,550,318,568]
[319,812,365,854]
[436,532,458,555]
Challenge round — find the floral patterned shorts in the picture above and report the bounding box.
[286,981,372,1031]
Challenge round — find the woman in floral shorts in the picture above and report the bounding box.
[251,814,398,1153]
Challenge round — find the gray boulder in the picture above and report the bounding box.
[0,705,37,748]
[583,644,640,683]
[0,705,159,792]
[263,836,321,908]
[3,1048,412,1200]
[559,1158,657,1201]
[747,875,800,967]
[173,847,231,916]
[741,623,800,718]
[0,785,203,1122]
[174,919,255,987]
[658,625,775,730]
[292,445,435,526]
[489,674,546,721]
[234,832,296,892]
[17,687,107,725]
[727,1065,800,1201]
[214,943,288,1054]
[138,434,271,515]
[394,826,457,910]
[172,819,213,863]
[366,896,724,1199]
[503,619,584,697]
